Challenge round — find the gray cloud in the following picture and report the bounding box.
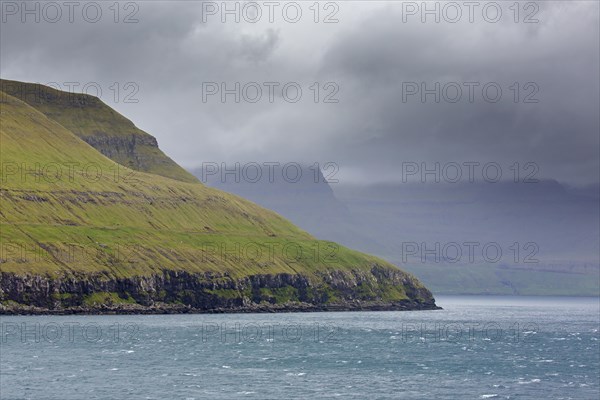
[1,0,598,185]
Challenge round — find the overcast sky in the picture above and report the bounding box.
[1,0,598,185]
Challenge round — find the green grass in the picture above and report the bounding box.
[0,85,414,292]
[0,79,198,183]
[82,292,136,306]
[259,286,299,303]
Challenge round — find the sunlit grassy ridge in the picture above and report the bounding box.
[0,79,198,183]
[0,88,401,282]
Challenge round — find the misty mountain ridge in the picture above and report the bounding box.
[195,163,352,230]
[197,166,599,296]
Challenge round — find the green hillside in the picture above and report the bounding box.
[0,79,198,183]
[0,81,437,313]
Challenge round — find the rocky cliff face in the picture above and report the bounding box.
[81,132,160,171]
[0,266,438,314]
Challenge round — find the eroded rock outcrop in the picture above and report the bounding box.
[0,266,439,314]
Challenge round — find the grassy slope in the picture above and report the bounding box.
[0,79,198,183]
[0,90,407,289]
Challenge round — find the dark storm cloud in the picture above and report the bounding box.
[316,3,599,184]
[1,1,598,184]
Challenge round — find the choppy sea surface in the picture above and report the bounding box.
[1,296,598,399]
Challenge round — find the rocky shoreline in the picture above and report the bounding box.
[0,300,441,315]
[0,267,440,315]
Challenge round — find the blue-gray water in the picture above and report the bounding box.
[1,296,598,399]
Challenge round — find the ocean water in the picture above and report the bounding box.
[1,296,598,399]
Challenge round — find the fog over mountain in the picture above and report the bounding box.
[195,164,357,244]
[200,165,599,295]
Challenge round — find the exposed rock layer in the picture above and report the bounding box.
[0,267,440,315]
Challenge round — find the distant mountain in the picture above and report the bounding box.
[566,182,600,200]
[198,163,346,219]
[335,181,600,296]
[199,166,600,296]
[0,80,437,314]
[336,180,599,263]
[195,164,361,243]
